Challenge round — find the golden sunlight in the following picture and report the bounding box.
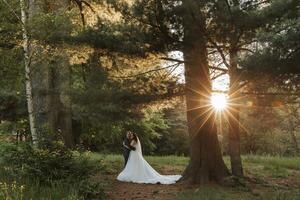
[211,93,228,111]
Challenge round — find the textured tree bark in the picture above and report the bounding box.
[52,1,74,148]
[26,0,74,147]
[55,55,74,148]
[287,106,300,155]
[181,1,229,184]
[27,0,55,144]
[228,48,243,177]
[289,126,299,155]
[20,0,38,144]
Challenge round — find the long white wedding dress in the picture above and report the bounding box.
[117,138,182,184]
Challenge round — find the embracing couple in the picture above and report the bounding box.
[117,131,181,184]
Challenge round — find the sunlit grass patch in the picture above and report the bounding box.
[0,178,83,200]
[83,153,189,174]
[145,155,189,167]
[263,165,290,178]
[243,155,300,171]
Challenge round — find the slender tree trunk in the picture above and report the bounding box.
[287,107,299,155]
[228,48,243,177]
[289,127,299,155]
[56,56,74,148]
[181,1,229,184]
[20,0,38,144]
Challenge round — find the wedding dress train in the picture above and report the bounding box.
[117,138,181,184]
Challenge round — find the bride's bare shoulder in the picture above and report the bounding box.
[130,139,137,146]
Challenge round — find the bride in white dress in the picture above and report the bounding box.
[117,133,182,184]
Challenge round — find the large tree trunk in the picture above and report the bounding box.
[27,0,74,147]
[53,1,74,148]
[28,0,56,144]
[20,0,37,144]
[228,48,243,177]
[181,1,229,184]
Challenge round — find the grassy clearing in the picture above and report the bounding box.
[1,152,300,200]
[243,155,300,170]
[242,155,300,179]
[82,153,300,177]
[84,152,189,173]
[82,153,300,200]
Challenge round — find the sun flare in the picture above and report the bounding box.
[211,93,228,111]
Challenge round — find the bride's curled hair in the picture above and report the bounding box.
[132,132,138,142]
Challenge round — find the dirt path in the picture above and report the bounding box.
[95,170,300,200]
[105,178,185,200]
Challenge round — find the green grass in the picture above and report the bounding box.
[0,178,83,200]
[242,155,300,179]
[243,155,300,170]
[83,153,300,179]
[85,152,189,165]
[82,152,189,173]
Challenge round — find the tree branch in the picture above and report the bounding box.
[161,57,228,73]
[108,63,180,79]
[210,66,228,73]
[239,48,255,53]
[160,57,186,63]
[211,72,227,80]
[208,38,230,68]
[1,0,24,25]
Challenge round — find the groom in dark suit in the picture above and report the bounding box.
[122,131,136,167]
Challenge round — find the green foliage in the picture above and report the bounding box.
[0,1,27,136]
[0,48,23,91]
[154,104,189,156]
[240,2,300,91]
[0,0,21,49]
[0,142,90,183]
[75,107,170,154]
[238,105,300,157]
[70,52,179,154]
[29,10,76,44]
[0,142,105,199]
[0,92,27,122]
[78,180,105,200]
[74,22,150,55]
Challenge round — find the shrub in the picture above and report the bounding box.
[0,141,91,183]
[79,180,105,200]
[0,141,105,199]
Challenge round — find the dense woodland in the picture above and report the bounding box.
[0,0,299,199]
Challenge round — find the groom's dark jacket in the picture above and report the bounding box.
[123,137,136,166]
